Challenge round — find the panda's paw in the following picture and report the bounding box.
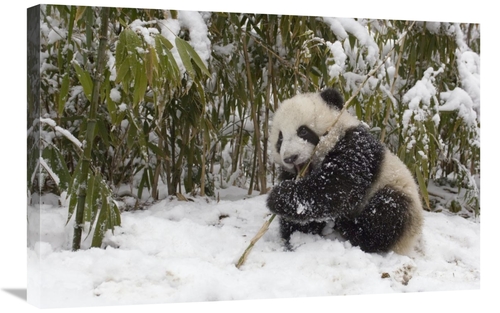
[283,240,295,252]
[267,180,296,215]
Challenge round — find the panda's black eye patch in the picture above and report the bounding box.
[276,131,283,153]
[297,125,320,146]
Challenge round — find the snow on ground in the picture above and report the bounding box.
[27,186,479,308]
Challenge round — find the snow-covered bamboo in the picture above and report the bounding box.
[72,7,110,251]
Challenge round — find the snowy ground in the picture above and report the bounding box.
[27,186,479,308]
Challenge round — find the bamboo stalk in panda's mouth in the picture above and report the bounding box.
[296,159,312,179]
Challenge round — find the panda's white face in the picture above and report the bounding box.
[275,124,318,174]
[270,92,344,174]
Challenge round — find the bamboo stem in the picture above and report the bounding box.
[72,7,110,251]
[242,36,266,195]
[380,22,408,143]
[236,214,276,269]
[200,120,207,197]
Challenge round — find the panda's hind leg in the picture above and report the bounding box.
[334,186,411,253]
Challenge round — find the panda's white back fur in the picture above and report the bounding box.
[267,89,423,255]
[372,151,423,254]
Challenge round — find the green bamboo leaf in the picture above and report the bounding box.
[202,117,211,144]
[115,32,127,66]
[83,173,96,222]
[67,191,78,224]
[96,118,110,146]
[133,61,147,107]
[58,6,75,115]
[156,34,174,50]
[42,145,71,191]
[74,6,87,23]
[108,201,117,231]
[138,167,150,200]
[127,119,137,149]
[85,9,93,48]
[229,13,240,27]
[280,16,290,44]
[57,45,64,70]
[52,146,71,191]
[155,39,169,79]
[429,36,436,60]
[410,43,417,72]
[66,158,83,224]
[102,202,113,230]
[105,84,117,125]
[72,62,93,101]
[186,48,211,77]
[115,29,142,95]
[66,6,76,46]
[102,184,120,231]
[91,192,108,248]
[310,66,322,78]
[184,43,211,77]
[175,37,195,78]
[115,58,130,88]
[145,46,159,86]
[236,79,248,104]
[118,17,127,29]
[398,146,406,164]
[415,166,430,210]
[58,73,70,115]
[154,35,165,58]
[116,29,141,64]
[164,47,181,84]
[85,174,107,241]
[194,80,206,106]
[125,110,145,148]
[355,99,362,120]
[91,175,103,222]
[147,141,167,158]
[111,201,121,231]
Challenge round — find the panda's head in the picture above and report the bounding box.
[269,88,359,175]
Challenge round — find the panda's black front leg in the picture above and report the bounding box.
[279,217,327,250]
[267,167,323,221]
[279,217,296,251]
[267,173,331,222]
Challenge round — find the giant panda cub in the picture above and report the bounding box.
[267,88,423,255]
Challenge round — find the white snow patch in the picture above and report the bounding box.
[326,41,347,78]
[158,11,211,75]
[440,87,477,126]
[118,103,127,112]
[27,187,480,308]
[40,118,83,148]
[47,27,67,44]
[110,88,121,103]
[457,51,480,109]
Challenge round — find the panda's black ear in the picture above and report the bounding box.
[320,88,344,110]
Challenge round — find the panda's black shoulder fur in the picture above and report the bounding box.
[320,88,344,110]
